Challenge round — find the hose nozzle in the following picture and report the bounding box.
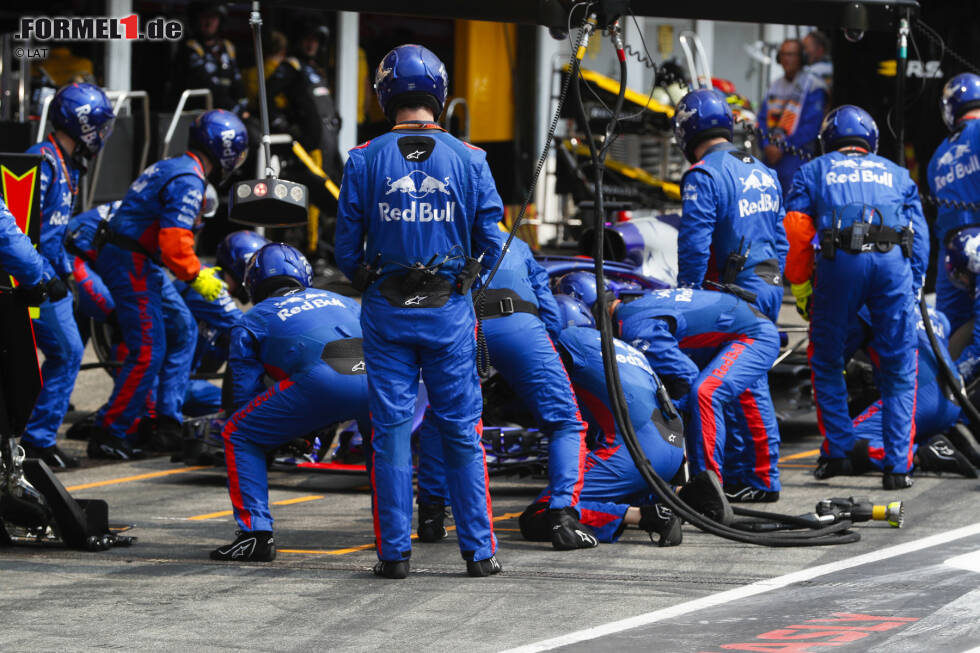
[815,497,904,528]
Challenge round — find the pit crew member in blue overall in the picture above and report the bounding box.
[20,83,114,469]
[335,44,503,579]
[673,88,789,323]
[846,306,977,478]
[211,243,369,562]
[784,105,928,490]
[88,110,247,459]
[609,287,782,501]
[518,315,688,546]
[0,196,52,297]
[927,73,980,334]
[415,236,596,550]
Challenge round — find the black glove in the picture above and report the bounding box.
[47,276,69,301]
[15,282,48,305]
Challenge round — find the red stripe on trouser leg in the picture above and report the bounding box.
[219,379,296,531]
[548,335,588,507]
[221,418,251,530]
[476,419,496,554]
[369,421,383,559]
[102,267,154,426]
[579,508,621,529]
[738,388,772,489]
[907,353,918,470]
[696,375,724,480]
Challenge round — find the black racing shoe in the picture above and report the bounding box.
[20,444,80,471]
[373,559,410,579]
[813,457,854,480]
[87,430,145,461]
[138,416,183,453]
[549,507,599,550]
[916,435,978,478]
[724,483,780,503]
[638,504,682,547]
[210,530,276,562]
[944,423,980,468]
[883,473,914,490]
[466,555,502,577]
[678,470,734,525]
[417,503,449,543]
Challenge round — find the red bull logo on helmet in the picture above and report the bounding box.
[220,128,243,170]
[74,103,99,148]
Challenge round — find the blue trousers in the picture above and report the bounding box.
[687,323,781,489]
[22,293,84,448]
[524,398,684,543]
[223,361,370,531]
[94,245,197,439]
[810,249,917,473]
[936,264,974,334]
[362,292,496,563]
[417,312,587,510]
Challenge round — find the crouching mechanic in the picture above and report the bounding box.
[212,243,369,561]
[21,82,114,469]
[847,306,977,478]
[518,314,689,546]
[88,110,248,459]
[784,105,928,490]
[335,44,503,579]
[415,235,596,550]
[673,88,788,323]
[610,287,782,502]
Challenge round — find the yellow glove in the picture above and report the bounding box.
[189,266,226,302]
[790,280,813,321]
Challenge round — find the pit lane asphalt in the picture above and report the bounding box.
[3,321,979,652]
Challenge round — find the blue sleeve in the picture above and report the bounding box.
[0,201,46,286]
[471,158,505,272]
[785,164,816,215]
[903,176,929,295]
[758,96,771,145]
[36,157,69,277]
[677,169,718,287]
[160,174,205,231]
[526,251,561,340]
[228,324,266,410]
[624,318,700,395]
[335,155,365,281]
[784,86,826,148]
[774,181,789,271]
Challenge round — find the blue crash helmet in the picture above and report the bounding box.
[940,73,980,131]
[188,109,249,181]
[818,104,879,154]
[244,242,314,302]
[944,225,980,291]
[216,230,270,284]
[50,82,116,161]
[673,88,733,162]
[555,294,596,329]
[374,44,448,122]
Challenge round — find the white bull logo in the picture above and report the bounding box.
[385,171,453,199]
[938,142,972,167]
[740,169,777,193]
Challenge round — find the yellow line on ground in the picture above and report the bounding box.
[780,463,817,469]
[279,511,523,557]
[188,494,326,521]
[779,448,820,462]
[65,465,212,492]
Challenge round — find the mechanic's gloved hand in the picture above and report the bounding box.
[790,280,813,321]
[47,276,69,301]
[189,266,226,302]
[14,281,48,305]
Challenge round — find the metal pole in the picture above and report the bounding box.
[895,12,910,166]
[249,1,274,178]
[0,35,11,121]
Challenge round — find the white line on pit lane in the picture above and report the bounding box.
[501,521,980,653]
[944,550,980,574]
